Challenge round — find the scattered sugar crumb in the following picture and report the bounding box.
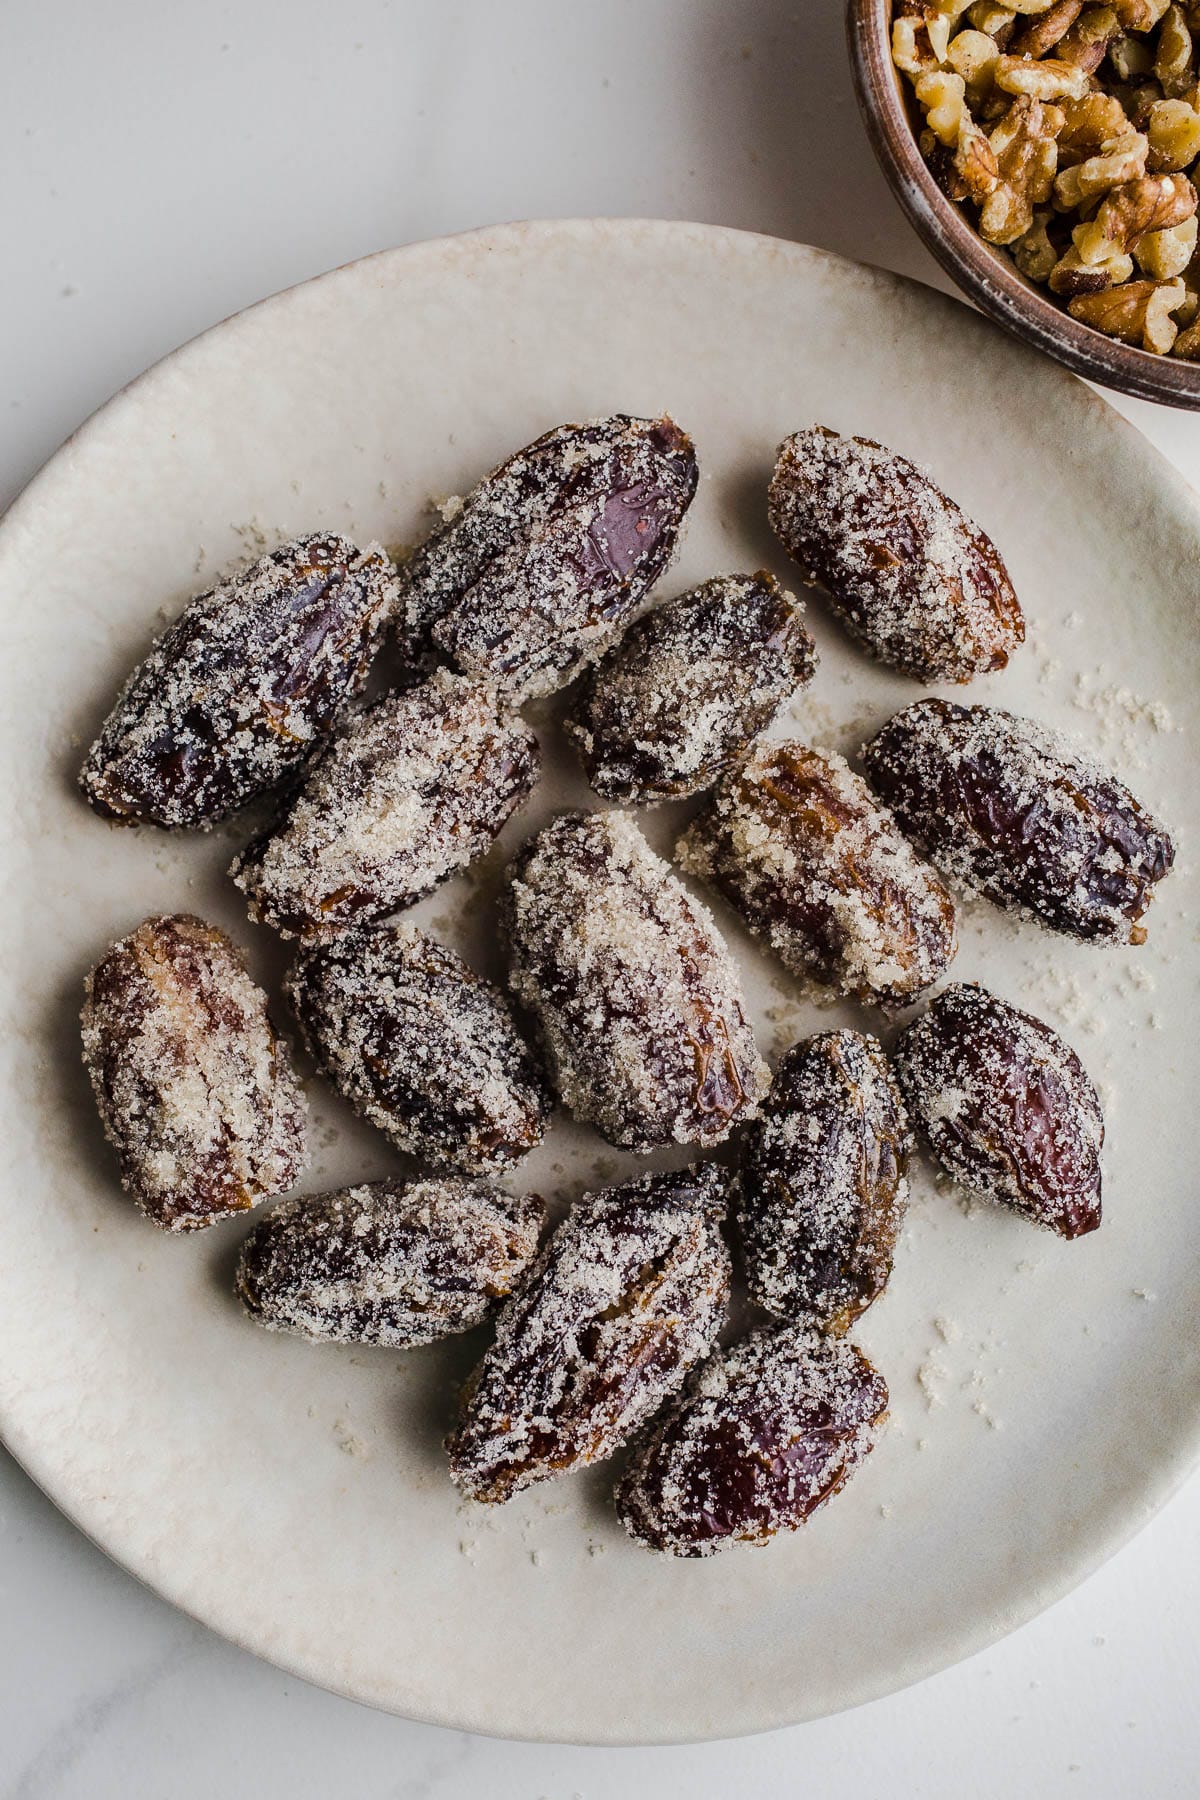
[1070,672,1178,771]
[918,1355,949,1410]
[334,1420,370,1459]
[232,516,272,554]
[1020,965,1107,1037]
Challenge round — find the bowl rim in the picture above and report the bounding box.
[847,0,1200,409]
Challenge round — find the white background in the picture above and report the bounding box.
[2,3,1197,1795]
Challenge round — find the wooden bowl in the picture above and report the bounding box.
[847,0,1200,409]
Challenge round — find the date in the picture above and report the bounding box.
[446,1164,731,1503]
[616,1324,888,1556]
[675,741,957,1006]
[285,924,551,1174]
[768,427,1023,682]
[400,415,698,701]
[564,571,817,803]
[230,669,540,938]
[503,810,768,1150]
[236,1176,546,1347]
[893,982,1104,1238]
[79,535,401,828]
[737,1030,912,1329]
[863,698,1175,944]
[80,914,307,1231]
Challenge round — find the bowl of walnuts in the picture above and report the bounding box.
[848,0,1200,407]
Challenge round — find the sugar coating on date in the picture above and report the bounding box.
[236,1177,546,1348]
[404,414,698,702]
[81,914,307,1231]
[768,427,1023,683]
[676,740,957,1006]
[564,570,817,803]
[616,1323,888,1557]
[79,535,401,829]
[446,1164,731,1503]
[230,669,539,938]
[503,810,769,1150]
[737,1030,912,1329]
[284,925,551,1174]
[863,698,1175,945]
[893,982,1104,1239]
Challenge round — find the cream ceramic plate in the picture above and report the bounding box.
[0,220,1196,1745]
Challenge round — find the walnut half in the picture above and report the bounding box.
[1072,171,1197,262]
[1068,274,1187,347]
[980,96,1063,240]
[1049,242,1135,292]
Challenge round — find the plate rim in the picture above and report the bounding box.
[2,215,1199,1745]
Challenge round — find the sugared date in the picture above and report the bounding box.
[503,810,768,1150]
[285,925,551,1174]
[446,1164,731,1502]
[675,740,957,1006]
[893,981,1104,1238]
[863,698,1175,944]
[768,427,1023,683]
[616,1323,888,1556]
[401,415,698,701]
[236,1176,546,1347]
[564,571,816,803]
[79,535,401,828]
[737,1030,912,1329]
[231,669,539,938]
[81,914,307,1231]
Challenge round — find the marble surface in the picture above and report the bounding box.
[2,1,1197,1793]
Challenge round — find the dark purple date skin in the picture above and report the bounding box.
[893,982,1104,1238]
[737,1030,912,1330]
[79,535,401,828]
[80,914,308,1231]
[285,925,551,1175]
[675,741,958,1007]
[616,1324,888,1557]
[230,671,540,939]
[767,427,1023,683]
[863,698,1175,945]
[446,1164,731,1503]
[502,810,767,1150]
[236,1177,546,1348]
[400,415,699,702]
[564,570,817,803]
